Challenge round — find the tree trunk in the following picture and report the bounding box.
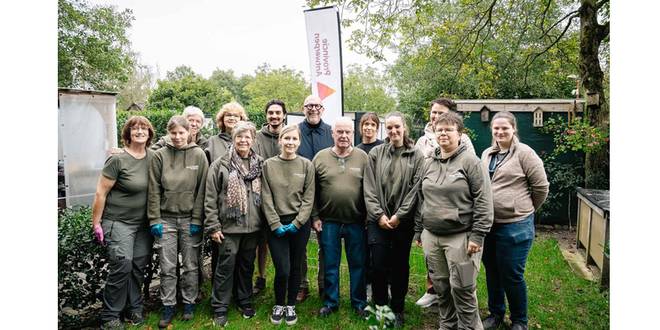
[580,0,609,189]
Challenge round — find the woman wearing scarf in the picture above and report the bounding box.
[204,121,264,327]
[147,115,209,329]
[261,124,315,325]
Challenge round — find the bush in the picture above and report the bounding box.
[58,206,109,328]
[116,108,178,146]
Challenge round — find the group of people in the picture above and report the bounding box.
[91,94,549,330]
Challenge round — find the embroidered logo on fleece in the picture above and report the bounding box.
[186,165,199,170]
[448,171,465,180]
[293,173,304,178]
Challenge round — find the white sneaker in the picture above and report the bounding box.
[415,292,439,308]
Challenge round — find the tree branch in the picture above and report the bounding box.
[539,0,553,31]
[540,8,579,39]
[595,0,609,11]
[524,13,577,86]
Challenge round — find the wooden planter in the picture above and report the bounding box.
[576,187,609,288]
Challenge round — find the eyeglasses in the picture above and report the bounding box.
[225,113,241,118]
[130,126,149,131]
[304,104,323,110]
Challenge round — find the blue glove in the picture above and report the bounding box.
[190,224,202,236]
[285,223,299,235]
[274,226,287,238]
[150,224,163,238]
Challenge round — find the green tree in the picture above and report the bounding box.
[343,64,397,114]
[209,68,254,105]
[308,0,608,188]
[147,67,233,117]
[243,64,310,126]
[116,55,155,111]
[58,0,134,91]
[165,65,199,81]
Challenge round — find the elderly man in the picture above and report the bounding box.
[312,117,369,318]
[296,95,334,302]
[252,99,287,295]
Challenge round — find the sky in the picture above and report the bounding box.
[87,0,388,80]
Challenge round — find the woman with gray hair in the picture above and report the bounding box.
[151,106,208,150]
[147,115,209,328]
[204,121,265,327]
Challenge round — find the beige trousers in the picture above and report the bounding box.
[422,229,483,330]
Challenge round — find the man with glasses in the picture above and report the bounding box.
[296,95,334,302]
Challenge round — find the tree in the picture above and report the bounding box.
[343,64,397,114]
[242,64,310,126]
[308,0,609,188]
[209,68,254,105]
[165,65,199,81]
[116,55,156,111]
[147,67,233,117]
[58,0,134,91]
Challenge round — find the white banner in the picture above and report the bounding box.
[304,6,343,127]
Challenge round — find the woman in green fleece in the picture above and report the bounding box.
[363,112,425,327]
[413,111,493,330]
[204,121,264,327]
[147,115,209,329]
[260,124,315,325]
[92,116,154,329]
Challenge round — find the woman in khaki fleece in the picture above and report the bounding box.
[261,124,315,326]
[148,115,209,328]
[414,112,493,330]
[479,111,549,330]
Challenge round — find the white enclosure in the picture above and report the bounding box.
[58,89,117,207]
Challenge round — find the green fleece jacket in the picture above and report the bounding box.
[254,125,280,160]
[481,136,549,223]
[205,132,232,163]
[261,156,315,230]
[414,144,493,246]
[204,153,264,235]
[312,147,368,224]
[364,142,425,225]
[151,134,208,151]
[148,142,209,226]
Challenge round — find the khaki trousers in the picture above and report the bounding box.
[422,229,483,330]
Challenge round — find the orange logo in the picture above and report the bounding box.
[317,82,336,100]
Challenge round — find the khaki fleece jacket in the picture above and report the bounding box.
[364,141,425,225]
[204,153,264,235]
[415,144,493,246]
[254,125,280,160]
[481,136,549,224]
[151,134,208,151]
[261,156,315,231]
[147,142,209,226]
[205,132,232,164]
[415,122,475,158]
[312,147,368,224]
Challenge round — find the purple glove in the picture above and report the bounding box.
[93,224,104,244]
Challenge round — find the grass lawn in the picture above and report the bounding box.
[130,232,609,329]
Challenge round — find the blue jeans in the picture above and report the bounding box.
[320,221,367,310]
[482,213,535,325]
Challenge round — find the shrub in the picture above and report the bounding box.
[58,206,109,327]
[116,108,178,146]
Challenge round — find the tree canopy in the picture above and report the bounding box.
[58,0,135,91]
[343,64,397,114]
[146,66,233,117]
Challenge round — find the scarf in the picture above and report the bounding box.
[225,146,263,222]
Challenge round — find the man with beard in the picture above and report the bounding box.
[252,99,287,295]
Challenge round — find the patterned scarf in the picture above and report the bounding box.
[225,146,263,222]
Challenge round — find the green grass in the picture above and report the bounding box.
[129,234,608,329]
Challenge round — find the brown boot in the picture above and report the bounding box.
[296,287,309,303]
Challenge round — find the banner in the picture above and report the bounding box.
[304,6,343,127]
